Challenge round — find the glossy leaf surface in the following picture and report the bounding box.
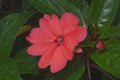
[89,0,119,38]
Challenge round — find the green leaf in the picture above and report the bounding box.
[66,0,82,7]
[13,48,39,74]
[46,55,85,80]
[89,0,119,38]
[0,10,36,56]
[21,0,32,11]
[0,57,22,80]
[66,58,85,80]
[29,0,87,27]
[79,0,89,23]
[78,39,95,47]
[113,1,120,26]
[67,0,90,25]
[90,39,120,78]
[99,26,120,38]
[66,0,89,9]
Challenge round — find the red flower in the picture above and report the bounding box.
[26,12,87,73]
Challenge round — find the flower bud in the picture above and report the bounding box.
[96,41,105,51]
[74,48,83,54]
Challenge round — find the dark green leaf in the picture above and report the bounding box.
[46,55,85,80]
[99,27,120,38]
[67,0,89,9]
[89,0,119,38]
[66,0,82,7]
[0,10,36,56]
[13,48,39,74]
[79,0,89,23]
[0,57,22,80]
[78,39,95,47]
[29,0,87,27]
[90,39,120,78]
[113,1,120,26]
[68,0,90,25]
[21,0,32,11]
[66,58,85,80]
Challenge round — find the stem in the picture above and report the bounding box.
[90,64,116,80]
[86,49,91,80]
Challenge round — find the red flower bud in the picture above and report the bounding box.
[74,48,83,54]
[96,41,105,51]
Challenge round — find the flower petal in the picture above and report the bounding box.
[38,42,57,68]
[61,12,79,34]
[74,27,87,42]
[44,14,51,21]
[61,44,73,60]
[63,35,78,52]
[40,14,63,36]
[50,45,67,73]
[26,28,55,44]
[63,27,87,51]
[50,14,63,35]
[27,43,54,56]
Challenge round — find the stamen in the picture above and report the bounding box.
[57,37,63,45]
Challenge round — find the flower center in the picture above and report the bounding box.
[56,37,63,45]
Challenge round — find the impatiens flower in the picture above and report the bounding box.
[26,12,87,73]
